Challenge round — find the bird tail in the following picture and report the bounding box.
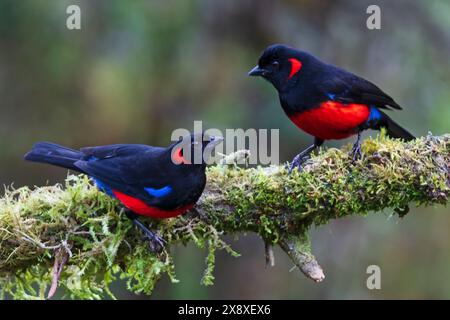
[378,110,415,141]
[24,142,84,172]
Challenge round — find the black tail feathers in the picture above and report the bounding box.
[24,142,84,172]
[378,110,415,141]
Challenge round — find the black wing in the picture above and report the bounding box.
[74,144,176,207]
[317,66,402,110]
[80,144,151,161]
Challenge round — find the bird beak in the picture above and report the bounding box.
[248,65,267,77]
[208,135,224,148]
[203,136,223,165]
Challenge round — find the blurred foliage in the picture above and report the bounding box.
[0,0,449,298]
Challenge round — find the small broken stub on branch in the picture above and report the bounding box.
[279,235,325,282]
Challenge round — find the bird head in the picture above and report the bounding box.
[170,133,223,166]
[248,44,315,91]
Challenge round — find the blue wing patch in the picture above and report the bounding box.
[326,93,336,100]
[368,106,381,122]
[364,106,383,128]
[145,186,172,198]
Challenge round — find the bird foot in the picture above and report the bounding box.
[350,142,362,163]
[126,210,166,254]
[141,229,166,254]
[288,154,309,174]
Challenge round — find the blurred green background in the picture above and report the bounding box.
[1,0,449,299]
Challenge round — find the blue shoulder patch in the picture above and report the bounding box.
[327,93,336,100]
[145,186,172,198]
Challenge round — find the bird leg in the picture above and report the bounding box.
[125,210,166,253]
[351,131,362,163]
[191,207,210,223]
[289,138,324,174]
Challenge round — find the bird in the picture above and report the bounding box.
[24,133,223,252]
[248,44,415,172]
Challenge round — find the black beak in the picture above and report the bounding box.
[208,135,224,148]
[248,65,267,77]
[203,136,223,164]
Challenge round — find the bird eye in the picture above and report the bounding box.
[271,61,280,68]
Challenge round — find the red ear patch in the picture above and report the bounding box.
[288,58,302,79]
[172,148,189,164]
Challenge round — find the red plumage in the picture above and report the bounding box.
[112,189,194,219]
[288,101,370,140]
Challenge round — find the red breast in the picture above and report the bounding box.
[288,101,370,140]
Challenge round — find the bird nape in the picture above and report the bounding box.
[249,44,415,172]
[24,133,223,253]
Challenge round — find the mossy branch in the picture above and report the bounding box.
[0,134,449,299]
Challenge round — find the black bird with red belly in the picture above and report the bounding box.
[249,44,414,172]
[24,133,223,252]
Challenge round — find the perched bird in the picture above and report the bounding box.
[24,133,223,252]
[249,44,414,172]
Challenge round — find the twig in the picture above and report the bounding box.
[47,245,71,299]
[264,241,275,267]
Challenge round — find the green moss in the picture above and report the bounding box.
[0,134,448,299]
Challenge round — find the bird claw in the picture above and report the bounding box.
[288,154,309,174]
[350,143,362,163]
[125,210,166,254]
[142,230,166,254]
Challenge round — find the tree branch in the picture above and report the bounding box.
[0,134,448,299]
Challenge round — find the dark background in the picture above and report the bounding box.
[0,0,449,299]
